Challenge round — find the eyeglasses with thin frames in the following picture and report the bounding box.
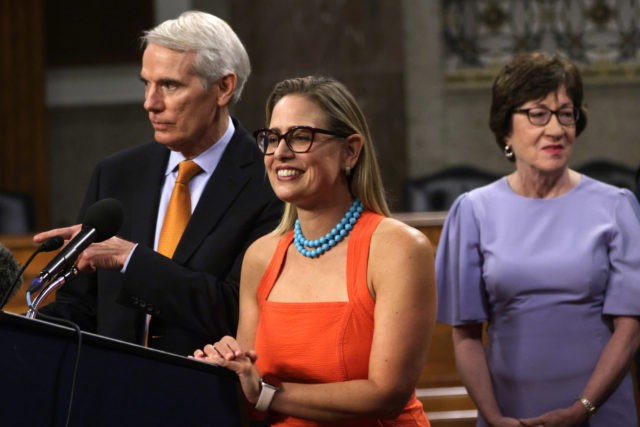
[513,106,579,127]
[253,126,350,155]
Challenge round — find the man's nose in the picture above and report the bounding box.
[144,85,163,111]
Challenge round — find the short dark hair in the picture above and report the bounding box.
[489,52,588,161]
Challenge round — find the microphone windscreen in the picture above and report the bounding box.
[82,198,124,242]
[41,236,64,252]
[0,243,22,301]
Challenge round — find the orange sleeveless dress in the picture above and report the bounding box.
[254,212,430,426]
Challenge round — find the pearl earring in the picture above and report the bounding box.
[504,145,514,160]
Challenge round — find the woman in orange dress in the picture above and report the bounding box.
[193,76,436,426]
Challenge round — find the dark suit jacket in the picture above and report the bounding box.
[41,120,282,356]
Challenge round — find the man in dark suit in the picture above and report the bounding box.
[35,11,282,356]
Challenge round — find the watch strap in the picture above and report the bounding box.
[255,379,279,411]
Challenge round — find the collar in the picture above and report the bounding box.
[164,116,235,176]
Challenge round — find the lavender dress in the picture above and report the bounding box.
[436,176,640,427]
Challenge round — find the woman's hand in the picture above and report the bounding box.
[483,416,527,427]
[518,402,588,427]
[193,336,262,404]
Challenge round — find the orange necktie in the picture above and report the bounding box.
[157,160,202,258]
[145,160,201,346]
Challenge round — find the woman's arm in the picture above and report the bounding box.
[269,219,437,420]
[522,192,640,426]
[580,316,640,410]
[452,324,521,427]
[521,315,640,427]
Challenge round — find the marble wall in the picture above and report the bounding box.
[402,0,640,208]
[228,0,407,208]
[46,0,640,226]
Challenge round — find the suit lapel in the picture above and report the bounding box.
[172,125,257,264]
[130,145,169,247]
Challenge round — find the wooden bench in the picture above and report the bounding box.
[392,212,477,426]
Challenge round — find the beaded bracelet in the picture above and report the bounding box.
[578,396,597,415]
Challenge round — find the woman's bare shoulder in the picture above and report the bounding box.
[372,217,434,255]
[244,231,286,269]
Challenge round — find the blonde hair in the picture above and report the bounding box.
[265,76,390,234]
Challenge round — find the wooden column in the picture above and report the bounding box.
[0,0,49,231]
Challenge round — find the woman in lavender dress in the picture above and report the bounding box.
[436,52,640,427]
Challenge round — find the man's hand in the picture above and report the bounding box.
[34,224,82,244]
[34,226,135,273]
[75,236,136,273]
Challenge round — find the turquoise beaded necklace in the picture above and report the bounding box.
[293,198,364,258]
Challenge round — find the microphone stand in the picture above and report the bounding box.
[26,267,78,319]
[0,236,64,311]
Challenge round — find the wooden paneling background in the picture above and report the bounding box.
[0,0,49,231]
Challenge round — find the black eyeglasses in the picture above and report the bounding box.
[513,107,579,127]
[253,126,350,155]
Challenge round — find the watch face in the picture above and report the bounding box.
[262,373,282,389]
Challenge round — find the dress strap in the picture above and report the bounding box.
[257,231,293,302]
[346,212,384,307]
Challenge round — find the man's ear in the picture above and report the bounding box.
[344,133,364,169]
[215,74,237,107]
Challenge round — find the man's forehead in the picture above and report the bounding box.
[141,45,198,78]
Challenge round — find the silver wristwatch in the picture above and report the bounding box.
[255,374,281,411]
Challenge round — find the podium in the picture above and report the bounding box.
[0,311,242,426]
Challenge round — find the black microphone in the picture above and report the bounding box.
[0,236,64,310]
[29,198,124,293]
[41,235,65,252]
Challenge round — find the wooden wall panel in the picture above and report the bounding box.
[0,0,49,231]
[45,0,153,67]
